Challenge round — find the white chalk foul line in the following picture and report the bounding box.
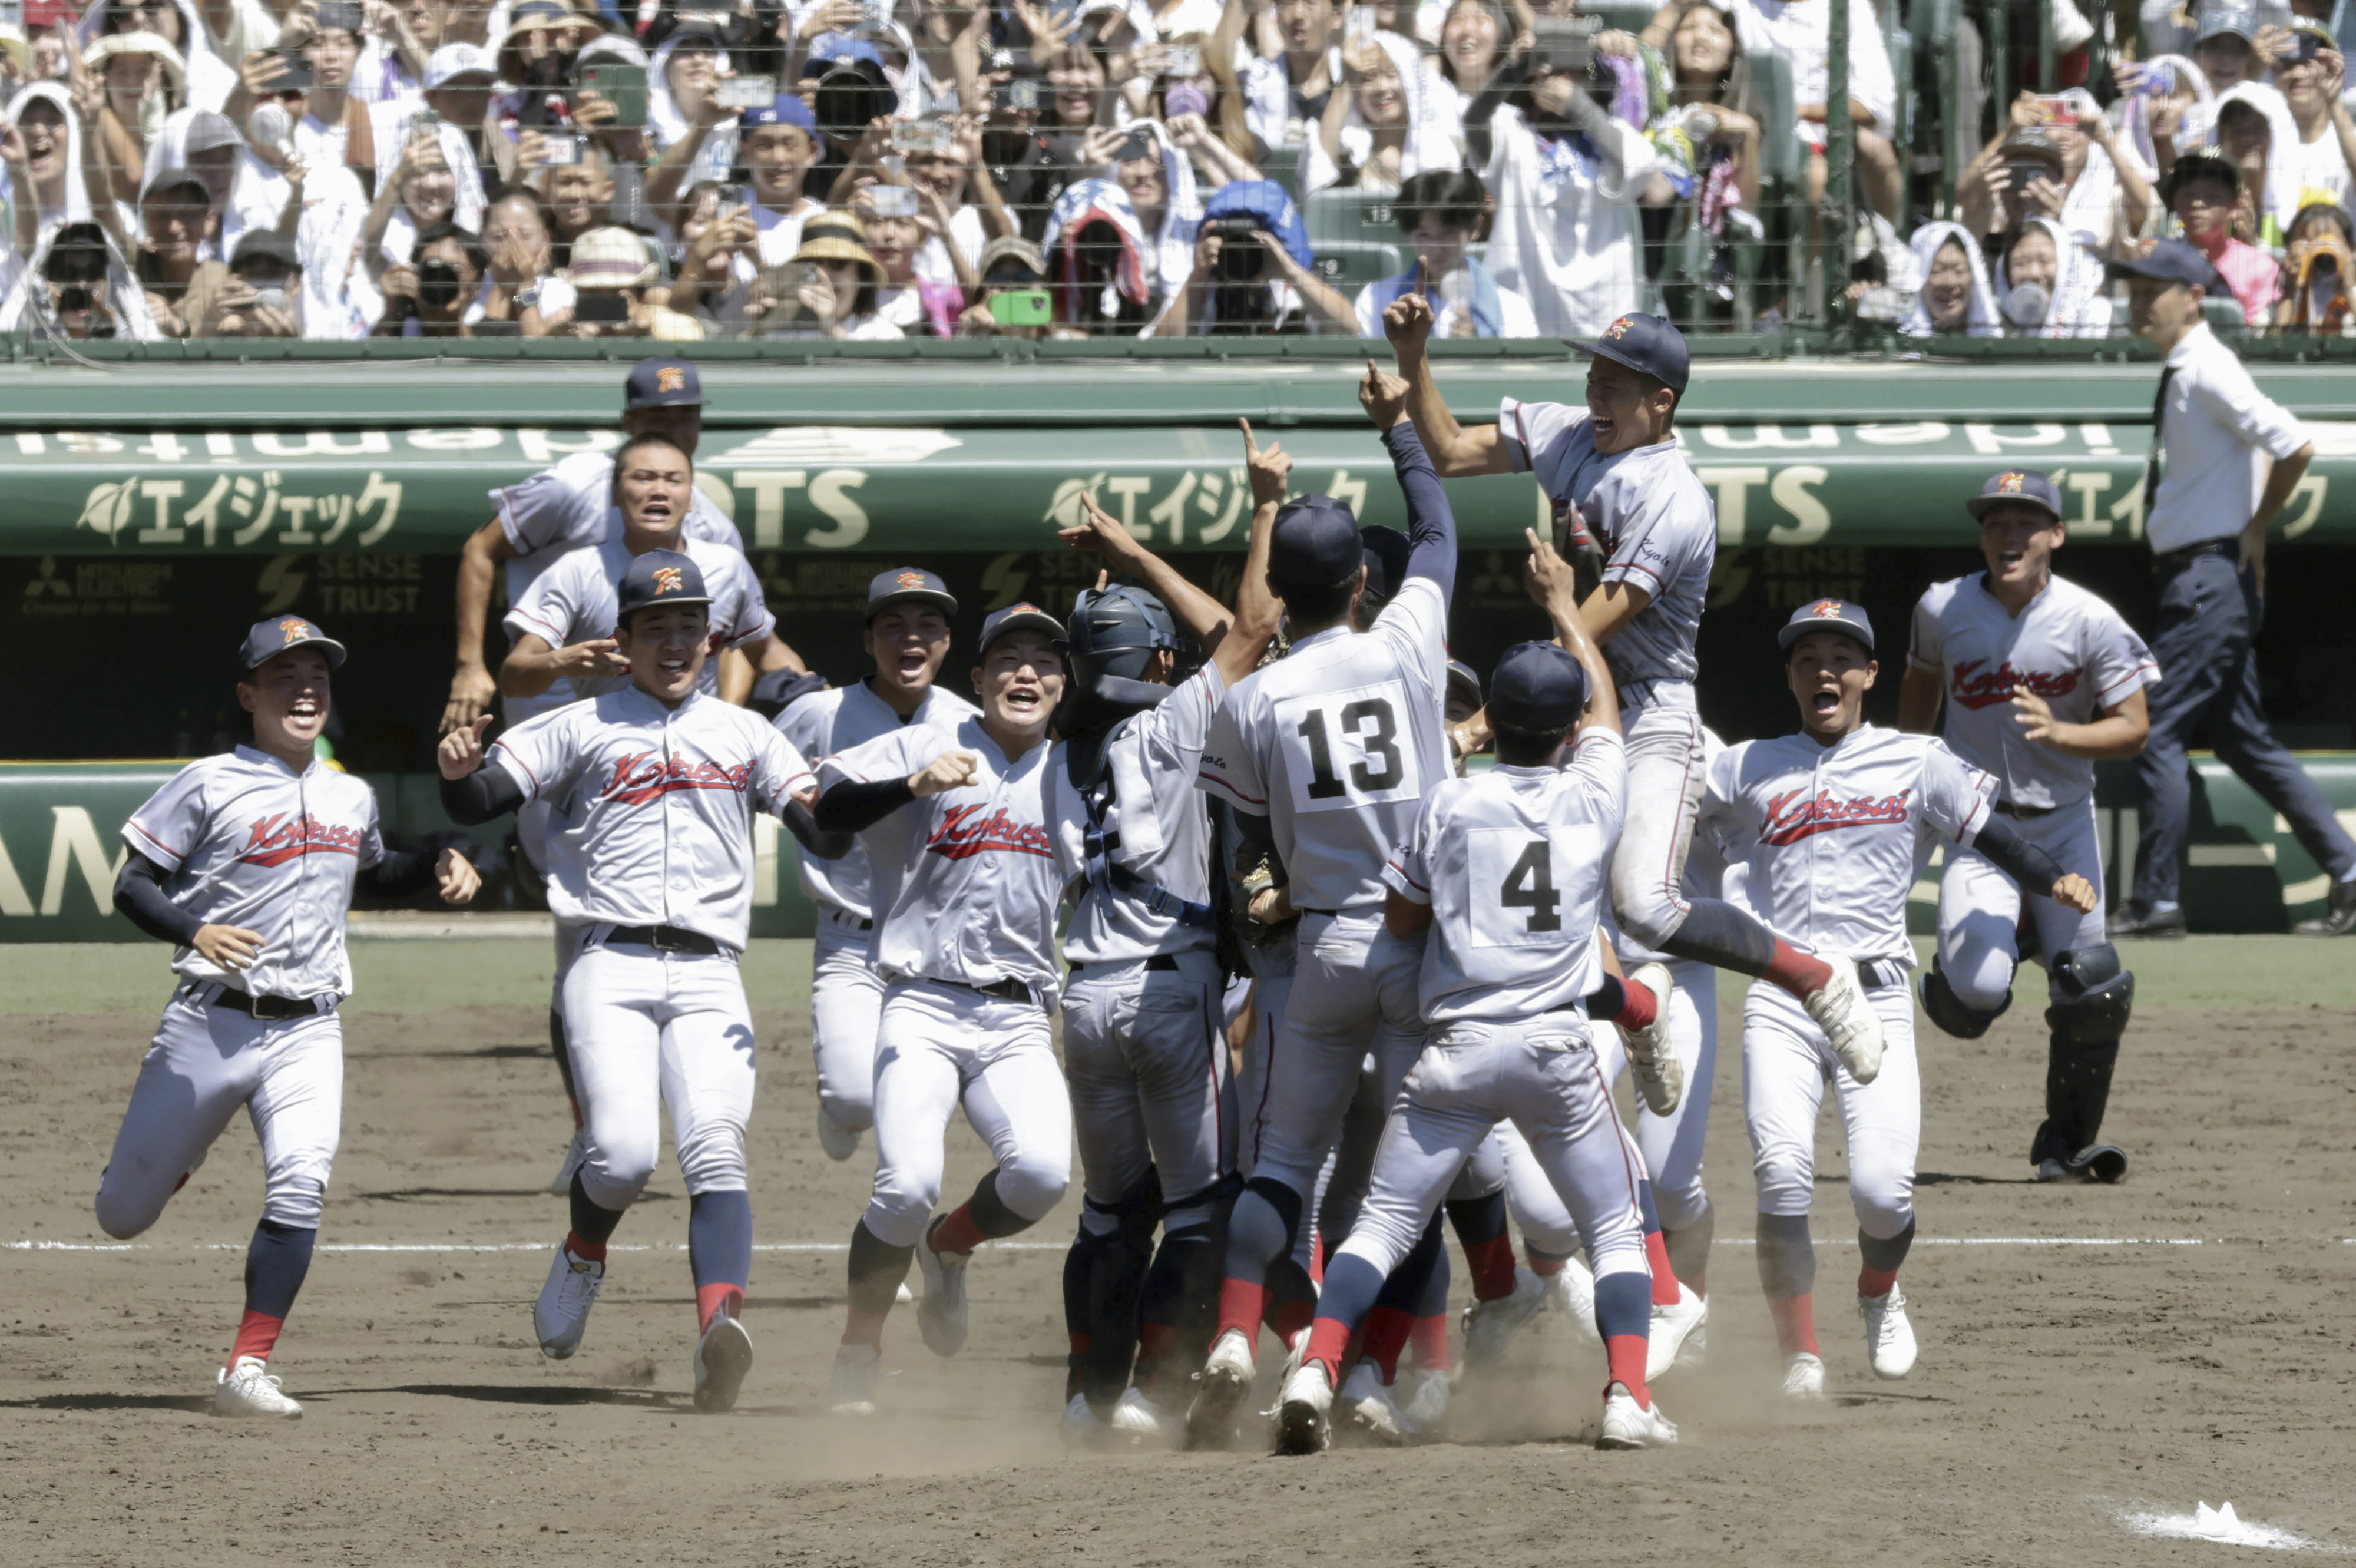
[4,1235,2300,1255]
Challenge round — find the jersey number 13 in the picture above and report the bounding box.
[1275,681,1422,813]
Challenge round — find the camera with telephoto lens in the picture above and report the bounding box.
[416,259,464,310]
[1201,214,1267,283]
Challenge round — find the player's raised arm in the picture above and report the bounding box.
[438,715,530,824]
[1384,280,1513,478]
[1526,528,1619,738]
[1365,360,1459,606]
[444,515,521,735]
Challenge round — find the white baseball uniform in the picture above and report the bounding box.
[1196,574,1450,1196]
[1696,726,1994,1237]
[96,748,385,1239]
[774,679,980,1137]
[819,720,1074,1250]
[505,534,776,706]
[1343,733,1648,1286]
[1909,573,2161,1008]
[1055,663,1235,1215]
[488,687,815,1210]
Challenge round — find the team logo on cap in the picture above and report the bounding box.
[1995,471,2027,494]
[1008,602,1042,614]
[652,567,685,596]
[656,366,687,395]
[279,617,313,643]
[1811,599,1845,619]
[896,571,928,590]
[1602,316,1636,339]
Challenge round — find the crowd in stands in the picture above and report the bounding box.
[0,0,2348,340]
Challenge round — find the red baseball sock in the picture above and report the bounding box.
[930,1203,988,1257]
[842,1308,888,1348]
[1526,1250,1567,1279]
[1763,939,1834,1000]
[1361,1306,1416,1383]
[1068,1331,1091,1358]
[1270,1296,1316,1347]
[1644,1232,1681,1307]
[696,1283,743,1332]
[1461,1234,1518,1301]
[228,1309,284,1367]
[1858,1263,1900,1299]
[1409,1312,1451,1372]
[1615,977,1659,1031]
[1302,1316,1352,1382]
[1604,1335,1650,1409]
[1768,1294,1818,1358]
[1219,1278,1269,1345]
[563,1230,607,1263]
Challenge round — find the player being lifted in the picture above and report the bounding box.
[1700,600,2097,1398]
[1900,471,2156,1184]
[439,552,829,1415]
[102,617,481,1417]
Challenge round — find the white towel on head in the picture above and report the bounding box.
[1899,218,1999,338]
[650,29,740,192]
[1302,29,1460,196]
[2211,80,2303,236]
[1996,216,2111,338]
[6,81,90,226]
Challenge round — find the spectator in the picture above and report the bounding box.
[140,105,243,244]
[1352,166,1538,336]
[1041,174,1156,332]
[431,0,494,49]
[2187,1,2271,106]
[81,30,186,210]
[1427,0,1513,160]
[904,118,991,283]
[654,92,824,269]
[494,0,591,130]
[362,121,465,281]
[1146,173,1354,333]
[1471,52,1670,340]
[123,173,231,333]
[766,211,904,339]
[1961,98,2156,260]
[1898,218,1998,336]
[98,1,233,117]
[1994,217,2112,337]
[2271,24,2356,211]
[647,22,737,193]
[1689,0,1899,221]
[799,34,899,203]
[2213,83,2302,242]
[535,131,620,263]
[190,0,286,86]
[203,224,303,335]
[372,214,482,333]
[472,183,566,332]
[22,219,130,335]
[1074,115,1199,307]
[1646,0,1762,293]
[664,178,760,333]
[1305,23,1454,195]
[4,82,88,257]
[2275,193,2354,331]
[853,179,974,336]
[550,220,704,338]
[1239,0,1343,158]
[2166,147,2279,324]
[955,230,1051,335]
[2117,54,2212,180]
[373,42,500,197]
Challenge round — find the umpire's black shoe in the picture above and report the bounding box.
[2106,901,2187,940]
[2292,876,2356,936]
[2068,1144,2129,1183]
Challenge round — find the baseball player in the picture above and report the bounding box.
[1279,617,1684,1453]
[437,551,826,1415]
[773,568,980,1162]
[1900,471,2157,1184]
[810,603,1075,1417]
[1699,600,2097,1398]
[1385,303,1891,1117]
[1049,425,1285,1450]
[101,617,481,1417]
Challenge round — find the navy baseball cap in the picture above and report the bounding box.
[1965,469,2063,522]
[1580,312,1690,395]
[1445,658,1483,712]
[2105,237,2226,292]
[1359,524,1411,601]
[1778,597,1875,654]
[978,601,1065,654]
[239,615,346,673]
[866,566,958,621]
[624,356,704,409]
[1485,641,1589,733]
[2193,3,2255,43]
[616,549,713,622]
[1268,497,1365,592]
[742,94,818,133]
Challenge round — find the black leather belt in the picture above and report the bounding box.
[826,912,874,931]
[1856,957,1914,990]
[1991,799,2056,819]
[2153,538,2234,574]
[945,975,1034,1005]
[1297,907,1339,918]
[1068,954,1180,978]
[604,924,720,956]
[190,983,326,1021]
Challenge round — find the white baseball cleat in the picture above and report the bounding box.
[1544,1258,1602,1345]
[1462,1266,1548,1371]
[1622,963,1684,1116]
[1675,1318,1709,1369]
[1337,1362,1409,1447]
[1646,1282,1707,1382]
[533,1242,604,1360]
[1183,1328,1256,1450]
[1803,955,1884,1084]
[915,1215,970,1358]
[1108,1386,1175,1449]
[815,1103,862,1163]
[1060,1392,1108,1452]
[829,1341,881,1415]
[1860,1285,1917,1380]
[547,1128,587,1196]
[692,1313,755,1414]
[1273,1358,1333,1455]
[895,1281,916,1306]
[1781,1351,1827,1400]
[1397,1365,1450,1438]
[213,1356,302,1419]
[1596,1383,1678,1450]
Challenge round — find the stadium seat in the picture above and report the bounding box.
[1307,239,1408,295]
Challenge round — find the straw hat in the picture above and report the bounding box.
[84,30,188,94]
[566,224,659,290]
[791,213,886,292]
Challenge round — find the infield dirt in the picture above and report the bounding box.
[2,938,2352,1566]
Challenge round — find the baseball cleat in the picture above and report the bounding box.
[1108,1386,1175,1450]
[1543,1256,1603,1345]
[692,1313,755,1414]
[547,1129,587,1196]
[828,1341,881,1416]
[1398,1365,1450,1438]
[1597,1383,1678,1450]
[1337,1362,1408,1447]
[2070,1144,2129,1184]
[1646,1281,1708,1383]
[1462,1266,1548,1371]
[213,1356,302,1419]
[1804,955,1884,1084]
[915,1215,970,1358]
[1622,963,1684,1116]
[2034,1157,2070,1183]
[1675,1318,1709,1369]
[815,1103,862,1163]
[896,1281,916,1305]
[1183,1328,1256,1450]
[1060,1392,1108,1453]
[1860,1285,1917,1380]
[533,1242,605,1360]
[1781,1351,1827,1400]
[1273,1358,1333,1455]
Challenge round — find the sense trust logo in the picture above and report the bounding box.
[239,813,366,866]
[926,804,1054,861]
[1758,786,1912,846]
[598,750,753,806]
[1949,657,2081,711]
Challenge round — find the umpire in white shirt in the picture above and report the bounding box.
[2107,239,2356,939]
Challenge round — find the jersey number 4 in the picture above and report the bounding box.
[1466,823,1599,948]
[1498,839,1562,932]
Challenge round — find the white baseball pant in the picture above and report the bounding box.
[1605,696,1709,952]
[810,909,886,1134]
[95,987,343,1238]
[1937,797,2108,1011]
[1742,980,1920,1242]
[865,978,1072,1249]
[561,940,756,1212]
[1062,950,1232,1209]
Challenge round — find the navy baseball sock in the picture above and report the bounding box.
[1216,1179,1301,1345]
[1444,1189,1517,1301]
[1755,1212,1818,1357]
[565,1171,626,1259]
[1136,1219,1219,1390]
[1663,899,1832,998]
[932,1170,1031,1255]
[1410,1238,1452,1371]
[1662,1197,1714,1296]
[1594,1268,1654,1405]
[845,1220,916,1345]
[689,1190,752,1329]
[1301,1251,1385,1380]
[1364,1212,1446,1381]
[230,1219,316,1367]
[1858,1218,1915,1298]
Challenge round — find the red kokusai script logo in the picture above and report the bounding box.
[1949,658,2080,711]
[239,813,367,866]
[598,751,753,805]
[1758,787,1912,846]
[926,804,1055,860]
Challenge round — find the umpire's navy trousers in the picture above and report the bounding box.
[2132,549,2356,908]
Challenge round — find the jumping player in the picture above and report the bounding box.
[1900,471,2156,1184]
[773,568,979,1162]
[1049,424,1285,1448]
[102,617,481,1417]
[1700,600,2097,1398]
[811,603,1075,1415]
[438,552,827,1415]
